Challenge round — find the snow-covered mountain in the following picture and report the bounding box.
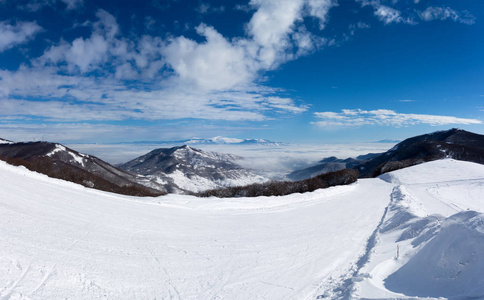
[118,145,268,193]
[355,128,484,177]
[0,141,165,196]
[118,137,283,147]
[1,158,483,299]
[182,136,282,146]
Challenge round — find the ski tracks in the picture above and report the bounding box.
[314,184,397,300]
[0,261,56,300]
[130,230,181,299]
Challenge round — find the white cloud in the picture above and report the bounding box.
[374,5,403,24]
[313,109,482,127]
[197,3,225,14]
[419,7,476,25]
[162,24,255,91]
[306,0,337,30]
[38,9,120,73]
[0,20,42,52]
[358,1,475,26]
[0,66,307,122]
[162,0,334,90]
[349,22,370,35]
[356,0,419,25]
[246,0,305,69]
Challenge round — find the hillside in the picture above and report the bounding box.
[355,128,484,177]
[0,141,165,196]
[1,158,483,299]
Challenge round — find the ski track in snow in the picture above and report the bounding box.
[0,159,483,299]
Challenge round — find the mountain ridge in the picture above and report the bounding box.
[355,128,484,177]
[0,141,165,196]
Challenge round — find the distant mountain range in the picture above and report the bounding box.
[289,128,484,180]
[118,137,283,147]
[184,137,283,146]
[288,153,380,181]
[118,145,268,193]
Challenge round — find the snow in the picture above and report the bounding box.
[349,159,484,300]
[45,144,87,167]
[0,139,13,144]
[385,211,484,299]
[1,158,483,299]
[68,150,86,167]
[45,143,67,157]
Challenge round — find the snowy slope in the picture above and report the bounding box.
[1,159,483,299]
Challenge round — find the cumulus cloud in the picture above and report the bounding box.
[0,20,42,52]
[162,24,255,91]
[38,10,122,73]
[419,7,476,25]
[246,0,305,68]
[312,109,482,127]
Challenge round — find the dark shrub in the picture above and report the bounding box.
[198,169,358,198]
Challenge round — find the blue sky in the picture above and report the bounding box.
[0,0,482,144]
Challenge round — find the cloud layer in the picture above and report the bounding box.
[313,109,482,128]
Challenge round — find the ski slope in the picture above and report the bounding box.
[0,159,483,299]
